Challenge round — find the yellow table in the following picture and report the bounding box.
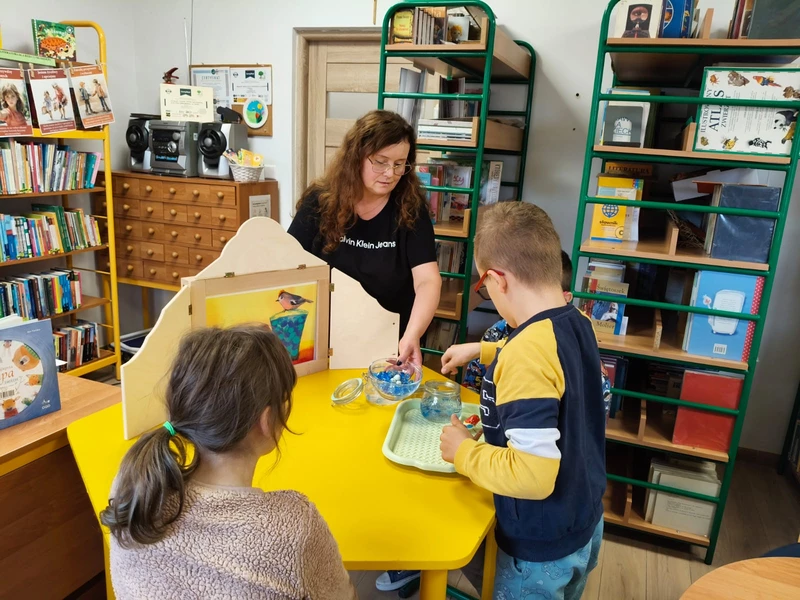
[67,368,496,599]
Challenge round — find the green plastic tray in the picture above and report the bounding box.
[382,399,481,474]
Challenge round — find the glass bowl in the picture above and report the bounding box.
[366,358,423,403]
[420,380,462,423]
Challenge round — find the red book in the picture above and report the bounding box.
[672,370,744,452]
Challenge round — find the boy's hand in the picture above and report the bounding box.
[440,414,482,463]
[441,342,481,375]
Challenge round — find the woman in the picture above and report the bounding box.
[289,110,441,366]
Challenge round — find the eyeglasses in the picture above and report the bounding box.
[475,269,505,301]
[367,157,413,176]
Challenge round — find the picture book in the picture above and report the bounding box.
[586,278,629,336]
[69,65,114,128]
[0,318,60,431]
[673,369,744,452]
[28,69,76,136]
[31,20,77,61]
[611,1,665,38]
[683,270,764,361]
[0,68,34,138]
[661,0,694,38]
[590,175,643,243]
[694,67,800,156]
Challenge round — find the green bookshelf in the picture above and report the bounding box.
[572,0,800,564]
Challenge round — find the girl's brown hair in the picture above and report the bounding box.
[1,83,29,117]
[100,325,297,547]
[298,109,428,253]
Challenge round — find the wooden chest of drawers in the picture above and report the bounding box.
[102,172,279,290]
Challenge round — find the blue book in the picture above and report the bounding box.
[684,271,764,362]
[0,318,61,431]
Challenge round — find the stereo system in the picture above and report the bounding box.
[197,122,248,179]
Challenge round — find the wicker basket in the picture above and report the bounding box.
[230,164,263,182]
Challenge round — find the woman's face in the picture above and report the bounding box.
[361,140,410,198]
[3,91,18,108]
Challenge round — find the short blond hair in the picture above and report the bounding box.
[474,202,562,289]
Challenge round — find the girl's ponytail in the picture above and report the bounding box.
[100,424,197,547]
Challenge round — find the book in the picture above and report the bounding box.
[661,0,694,38]
[747,0,800,39]
[0,49,56,67]
[31,20,77,61]
[0,317,60,431]
[590,175,644,242]
[582,277,629,336]
[28,68,77,136]
[683,271,764,361]
[645,457,719,525]
[69,65,115,128]
[702,183,780,264]
[694,67,800,156]
[651,471,719,537]
[673,369,744,452]
[391,9,414,43]
[0,140,100,195]
[611,1,665,38]
[0,69,34,138]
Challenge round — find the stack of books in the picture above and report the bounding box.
[0,268,83,320]
[579,259,629,336]
[0,139,101,195]
[390,6,481,45]
[54,320,99,372]
[2,206,102,262]
[590,174,644,243]
[417,118,474,142]
[422,158,502,223]
[423,321,458,352]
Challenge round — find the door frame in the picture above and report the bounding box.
[293,28,382,212]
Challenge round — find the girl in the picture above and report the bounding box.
[100,325,355,599]
[52,83,67,119]
[288,110,441,367]
[42,91,54,120]
[0,83,29,128]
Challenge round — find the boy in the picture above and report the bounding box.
[439,203,606,599]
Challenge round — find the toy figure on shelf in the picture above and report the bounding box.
[162,67,179,85]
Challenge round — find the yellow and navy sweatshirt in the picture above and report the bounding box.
[454,304,606,562]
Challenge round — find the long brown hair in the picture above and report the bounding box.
[298,110,428,253]
[100,325,297,547]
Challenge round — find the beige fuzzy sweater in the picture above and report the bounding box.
[109,481,357,599]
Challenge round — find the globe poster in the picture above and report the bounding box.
[589,175,644,243]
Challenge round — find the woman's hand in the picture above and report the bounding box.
[398,334,422,367]
[441,342,481,375]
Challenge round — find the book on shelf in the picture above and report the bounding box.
[599,88,659,149]
[661,0,694,38]
[605,161,654,179]
[1,210,101,262]
[645,362,685,399]
[425,157,503,223]
[0,268,84,321]
[0,138,101,195]
[0,68,34,138]
[69,65,115,129]
[28,68,77,136]
[435,240,465,274]
[391,9,414,43]
[701,182,779,264]
[0,49,56,67]
[423,320,458,353]
[586,278,629,336]
[611,1,665,38]
[417,164,443,223]
[417,118,473,141]
[397,68,427,129]
[54,319,99,372]
[31,20,77,61]
[31,204,102,252]
[590,175,644,243]
[0,316,61,431]
[601,354,629,419]
[682,270,765,362]
[694,67,800,156]
[672,369,744,453]
[746,0,800,40]
[391,6,459,46]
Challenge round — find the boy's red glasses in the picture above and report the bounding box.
[474,269,505,300]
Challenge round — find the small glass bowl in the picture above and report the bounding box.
[366,357,423,403]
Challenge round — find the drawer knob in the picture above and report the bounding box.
[195,254,202,262]
[148,227,155,235]
[127,264,134,272]
[149,268,157,275]
[172,272,180,279]
[126,245,133,253]
[147,206,154,214]
[170,209,178,216]
[194,233,202,241]
[147,249,154,256]
[171,230,178,238]
[218,214,226,222]
[102,201,107,208]
[192,189,200,197]
[123,204,130,211]
[172,251,179,258]
[216,191,224,199]
[194,212,201,219]
[145,185,153,193]
[219,236,227,244]
[169,187,176,194]
[125,225,133,232]
[122,182,130,191]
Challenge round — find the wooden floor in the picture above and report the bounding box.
[350,461,800,600]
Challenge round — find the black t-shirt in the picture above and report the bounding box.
[287,192,436,335]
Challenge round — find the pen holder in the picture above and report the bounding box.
[230,164,263,182]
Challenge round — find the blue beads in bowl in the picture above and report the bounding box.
[367,358,422,403]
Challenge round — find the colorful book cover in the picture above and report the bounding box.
[587,278,629,336]
[0,69,34,138]
[31,20,76,61]
[0,318,60,431]
[28,68,76,136]
[661,0,694,38]
[590,176,643,243]
[611,1,665,38]
[694,67,800,156]
[684,271,764,361]
[69,65,115,129]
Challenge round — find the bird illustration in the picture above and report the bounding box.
[276,290,314,311]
